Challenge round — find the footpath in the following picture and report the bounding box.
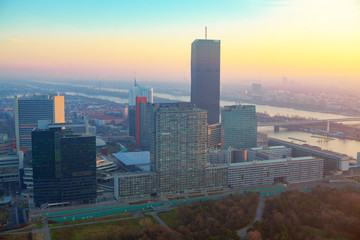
[237,197,266,239]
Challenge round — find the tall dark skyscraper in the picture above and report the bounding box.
[191,38,221,124]
[32,127,96,206]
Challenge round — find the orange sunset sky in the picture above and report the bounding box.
[0,0,359,87]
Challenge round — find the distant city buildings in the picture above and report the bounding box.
[252,83,262,93]
[32,127,96,206]
[191,39,221,124]
[128,79,153,107]
[15,94,65,154]
[222,105,257,149]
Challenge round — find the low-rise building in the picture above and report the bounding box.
[114,171,156,200]
[247,146,292,161]
[96,155,117,173]
[206,148,231,164]
[227,156,324,189]
[205,164,228,190]
[268,138,350,171]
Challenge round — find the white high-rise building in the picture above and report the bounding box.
[128,79,153,106]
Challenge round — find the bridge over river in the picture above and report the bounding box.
[258,117,360,127]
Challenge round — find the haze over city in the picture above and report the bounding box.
[1,0,360,88]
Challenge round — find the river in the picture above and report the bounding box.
[259,127,359,159]
[65,91,360,159]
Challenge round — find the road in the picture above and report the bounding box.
[42,218,51,240]
[254,197,265,222]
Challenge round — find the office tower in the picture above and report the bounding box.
[128,79,153,106]
[128,79,153,137]
[135,97,147,149]
[32,127,96,206]
[207,123,222,150]
[191,38,221,124]
[222,105,257,149]
[148,102,207,194]
[15,94,65,153]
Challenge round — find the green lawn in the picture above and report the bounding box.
[0,232,44,240]
[5,221,43,233]
[49,212,132,227]
[51,217,155,240]
[158,209,176,229]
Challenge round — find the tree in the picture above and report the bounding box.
[246,230,262,240]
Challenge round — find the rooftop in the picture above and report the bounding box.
[193,39,220,43]
[227,156,318,167]
[112,151,150,166]
[250,146,287,151]
[223,105,256,110]
[96,137,106,147]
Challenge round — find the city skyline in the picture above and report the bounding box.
[1,1,360,236]
[0,0,359,87]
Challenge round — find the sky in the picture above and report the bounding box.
[0,0,359,87]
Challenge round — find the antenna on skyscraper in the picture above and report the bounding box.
[205,26,207,39]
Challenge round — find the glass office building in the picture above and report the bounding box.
[32,128,96,206]
[222,105,257,149]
